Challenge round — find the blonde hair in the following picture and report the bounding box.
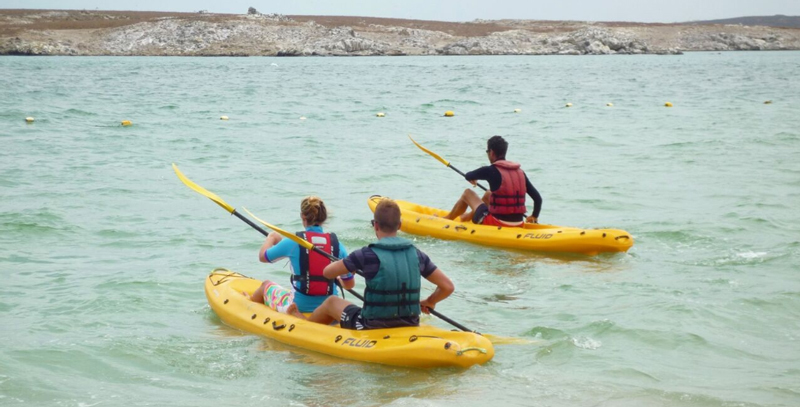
[374,198,401,233]
[300,196,328,226]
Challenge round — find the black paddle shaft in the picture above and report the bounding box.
[232,210,270,237]
[309,246,478,334]
[448,164,488,192]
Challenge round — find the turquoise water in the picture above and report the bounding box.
[1,53,799,406]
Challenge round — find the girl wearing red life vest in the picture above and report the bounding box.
[444,136,543,227]
[248,196,354,313]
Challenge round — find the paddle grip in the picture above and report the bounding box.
[449,164,488,191]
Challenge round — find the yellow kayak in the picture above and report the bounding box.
[368,195,633,255]
[205,269,494,368]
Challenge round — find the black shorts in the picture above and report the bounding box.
[340,304,366,330]
[472,203,490,224]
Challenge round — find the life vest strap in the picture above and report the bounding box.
[365,287,419,295]
[291,275,331,283]
[363,300,420,307]
[491,201,525,207]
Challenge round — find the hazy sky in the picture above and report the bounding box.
[4,0,800,23]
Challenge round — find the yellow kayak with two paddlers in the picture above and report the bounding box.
[367,195,633,255]
[206,269,494,369]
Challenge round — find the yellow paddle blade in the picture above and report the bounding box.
[172,163,235,213]
[408,135,450,167]
[483,334,541,346]
[241,207,314,250]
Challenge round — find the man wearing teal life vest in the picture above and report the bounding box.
[288,198,455,330]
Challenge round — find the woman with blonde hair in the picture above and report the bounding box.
[249,196,353,313]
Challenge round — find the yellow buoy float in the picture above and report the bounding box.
[606,103,613,107]
[513,108,521,113]
[764,100,773,105]
[565,103,573,108]
[664,102,673,107]
[25,117,35,123]
[121,120,132,126]
[376,112,385,117]
[220,116,229,120]
[444,111,454,117]
[299,116,306,120]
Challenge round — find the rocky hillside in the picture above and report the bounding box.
[688,15,800,29]
[2,9,800,56]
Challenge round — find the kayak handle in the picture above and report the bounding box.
[457,347,488,356]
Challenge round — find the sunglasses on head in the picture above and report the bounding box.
[370,219,376,227]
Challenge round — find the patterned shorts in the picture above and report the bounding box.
[262,281,294,313]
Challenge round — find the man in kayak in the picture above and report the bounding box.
[288,198,454,330]
[443,135,542,227]
[249,196,354,313]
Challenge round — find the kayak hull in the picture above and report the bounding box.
[205,269,494,368]
[368,195,633,255]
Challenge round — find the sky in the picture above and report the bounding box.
[3,0,800,23]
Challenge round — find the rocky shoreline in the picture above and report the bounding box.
[2,10,800,56]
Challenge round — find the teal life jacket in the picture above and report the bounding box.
[361,236,421,321]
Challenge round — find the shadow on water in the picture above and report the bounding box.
[411,233,633,268]
[206,309,470,406]
[466,245,634,276]
[281,355,466,407]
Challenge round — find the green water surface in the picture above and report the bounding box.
[1,53,799,406]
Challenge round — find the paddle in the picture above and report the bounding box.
[241,207,478,334]
[409,135,488,191]
[172,164,487,337]
[172,163,271,238]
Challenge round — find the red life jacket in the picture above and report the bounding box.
[488,160,527,215]
[292,231,340,296]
